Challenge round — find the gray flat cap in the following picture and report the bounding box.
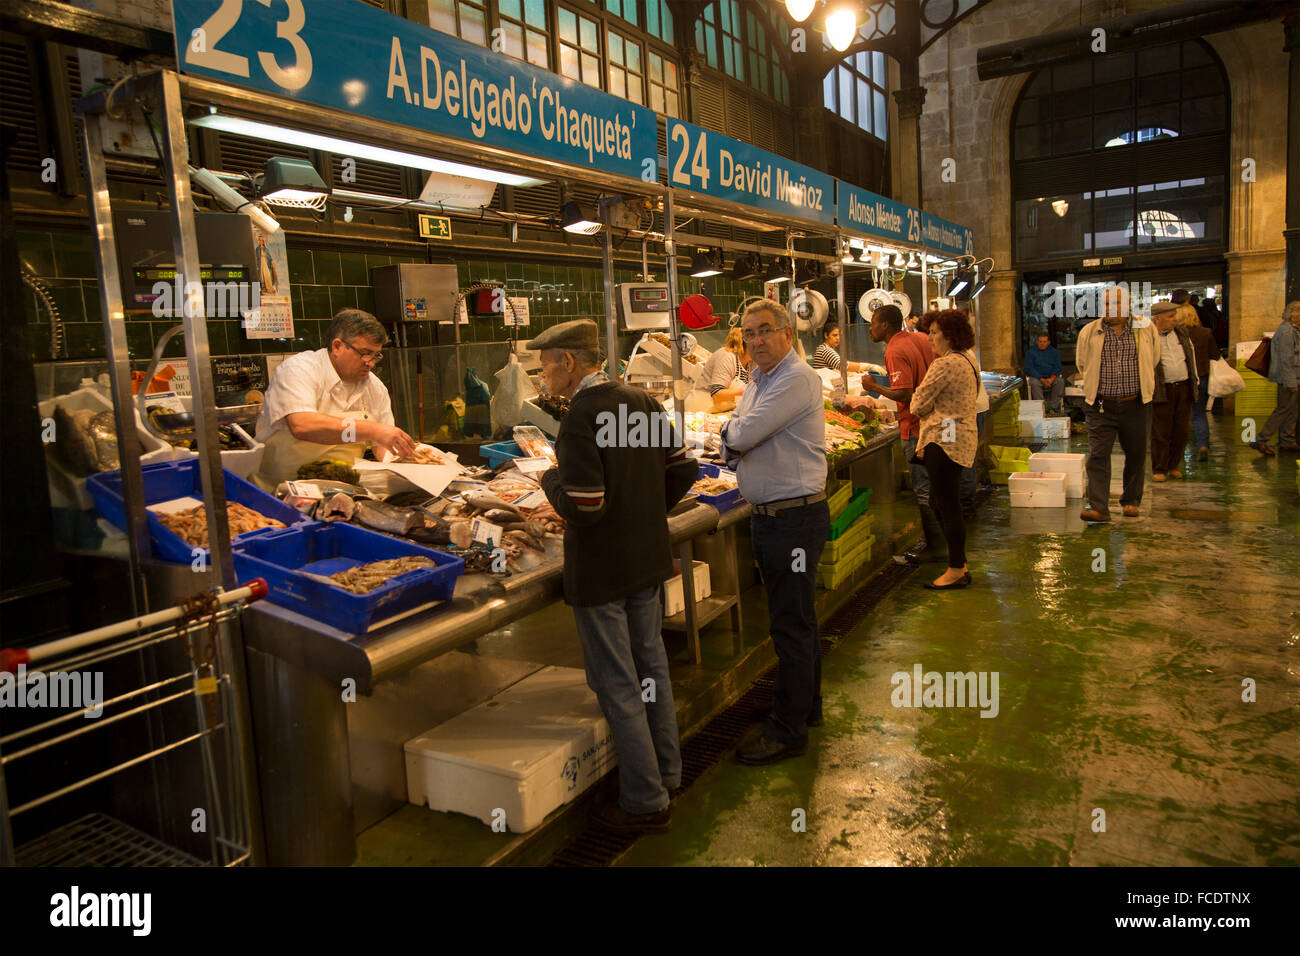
[526,319,600,352]
[1150,300,1179,315]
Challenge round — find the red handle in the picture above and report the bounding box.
[0,647,31,674]
[242,578,268,602]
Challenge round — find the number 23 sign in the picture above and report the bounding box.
[181,0,313,91]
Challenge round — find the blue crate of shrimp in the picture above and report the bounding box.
[231,521,464,633]
[480,440,523,469]
[87,458,310,564]
[692,463,744,513]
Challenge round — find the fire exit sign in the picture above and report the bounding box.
[418,215,453,240]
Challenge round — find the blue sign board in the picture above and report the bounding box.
[921,212,975,257]
[665,119,834,225]
[171,0,657,182]
[837,182,922,247]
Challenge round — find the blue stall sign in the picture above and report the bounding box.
[921,212,975,257]
[665,119,833,225]
[171,0,657,182]
[837,182,921,247]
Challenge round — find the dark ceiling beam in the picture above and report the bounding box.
[977,0,1299,79]
[0,0,173,60]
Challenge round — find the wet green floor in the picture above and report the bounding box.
[619,421,1300,866]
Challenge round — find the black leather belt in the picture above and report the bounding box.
[752,492,826,516]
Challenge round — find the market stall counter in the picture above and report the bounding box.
[240,496,725,866]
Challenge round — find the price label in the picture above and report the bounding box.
[514,489,547,510]
[514,456,552,475]
[470,518,502,547]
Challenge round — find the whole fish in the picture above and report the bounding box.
[88,411,120,470]
[51,405,100,477]
[353,498,422,536]
[464,490,525,520]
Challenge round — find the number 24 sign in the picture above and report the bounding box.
[181,0,313,92]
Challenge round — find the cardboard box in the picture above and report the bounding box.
[404,666,615,833]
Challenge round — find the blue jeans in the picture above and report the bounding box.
[751,500,831,747]
[901,437,930,507]
[960,410,988,502]
[572,584,681,814]
[1192,377,1210,450]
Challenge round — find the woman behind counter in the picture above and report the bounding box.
[694,327,751,406]
[811,321,867,374]
[909,309,980,590]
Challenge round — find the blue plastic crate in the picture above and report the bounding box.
[231,522,464,633]
[481,440,523,469]
[693,462,745,513]
[869,371,890,387]
[87,458,310,564]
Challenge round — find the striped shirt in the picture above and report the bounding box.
[1098,320,1140,398]
[811,343,842,371]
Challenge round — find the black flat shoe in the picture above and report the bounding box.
[591,800,672,834]
[924,577,969,590]
[736,734,808,766]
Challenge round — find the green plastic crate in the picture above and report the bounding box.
[828,487,872,539]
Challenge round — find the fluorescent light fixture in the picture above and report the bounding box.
[690,248,723,278]
[826,5,858,52]
[786,0,816,21]
[189,166,280,234]
[969,276,989,298]
[947,269,974,298]
[189,113,546,187]
[765,256,792,283]
[560,200,602,235]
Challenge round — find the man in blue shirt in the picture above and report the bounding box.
[721,300,829,766]
[1025,332,1065,414]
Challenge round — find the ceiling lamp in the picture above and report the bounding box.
[893,250,906,267]
[906,252,919,269]
[826,4,858,52]
[259,157,328,205]
[858,246,873,263]
[690,248,723,278]
[765,256,793,283]
[785,0,816,22]
[732,252,763,280]
[795,260,824,285]
[189,113,545,187]
[947,267,975,298]
[1052,199,1070,217]
[841,241,857,264]
[560,200,602,235]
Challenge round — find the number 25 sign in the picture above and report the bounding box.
[181,0,313,92]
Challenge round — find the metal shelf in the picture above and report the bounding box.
[16,813,210,867]
[662,594,738,632]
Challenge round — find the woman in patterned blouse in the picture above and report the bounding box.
[910,310,980,590]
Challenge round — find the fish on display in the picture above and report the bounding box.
[88,411,120,470]
[353,498,423,536]
[50,405,102,477]
[463,490,525,521]
[319,492,356,522]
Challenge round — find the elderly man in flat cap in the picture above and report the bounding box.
[530,320,698,833]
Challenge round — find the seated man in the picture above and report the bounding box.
[1024,332,1064,413]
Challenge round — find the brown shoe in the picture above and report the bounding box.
[1080,508,1110,522]
[1169,469,1183,479]
[1249,441,1276,456]
[1153,473,1166,482]
[1122,505,1141,517]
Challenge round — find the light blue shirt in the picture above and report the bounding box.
[720,348,826,504]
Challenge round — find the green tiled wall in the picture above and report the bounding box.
[21,228,769,364]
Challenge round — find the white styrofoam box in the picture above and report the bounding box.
[1065,386,1085,397]
[1028,453,1086,498]
[404,666,616,834]
[1020,420,1038,438]
[1018,400,1044,421]
[1010,489,1067,509]
[1036,417,1071,439]
[39,388,172,510]
[1009,471,1067,494]
[664,559,711,616]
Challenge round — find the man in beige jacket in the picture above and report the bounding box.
[1074,286,1158,522]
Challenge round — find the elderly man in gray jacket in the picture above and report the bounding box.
[1249,301,1300,456]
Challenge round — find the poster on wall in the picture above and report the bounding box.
[504,297,530,327]
[244,220,294,340]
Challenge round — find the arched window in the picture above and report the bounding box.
[822,31,889,141]
[1010,39,1227,264]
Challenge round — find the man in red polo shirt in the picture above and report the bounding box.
[861,304,938,562]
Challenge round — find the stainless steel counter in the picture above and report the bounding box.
[242,498,722,694]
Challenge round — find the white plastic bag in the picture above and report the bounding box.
[1208,357,1245,397]
[490,353,537,431]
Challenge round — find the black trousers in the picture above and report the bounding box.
[923,444,966,569]
[1151,379,1193,473]
[751,500,831,747]
[1084,397,1151,513]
